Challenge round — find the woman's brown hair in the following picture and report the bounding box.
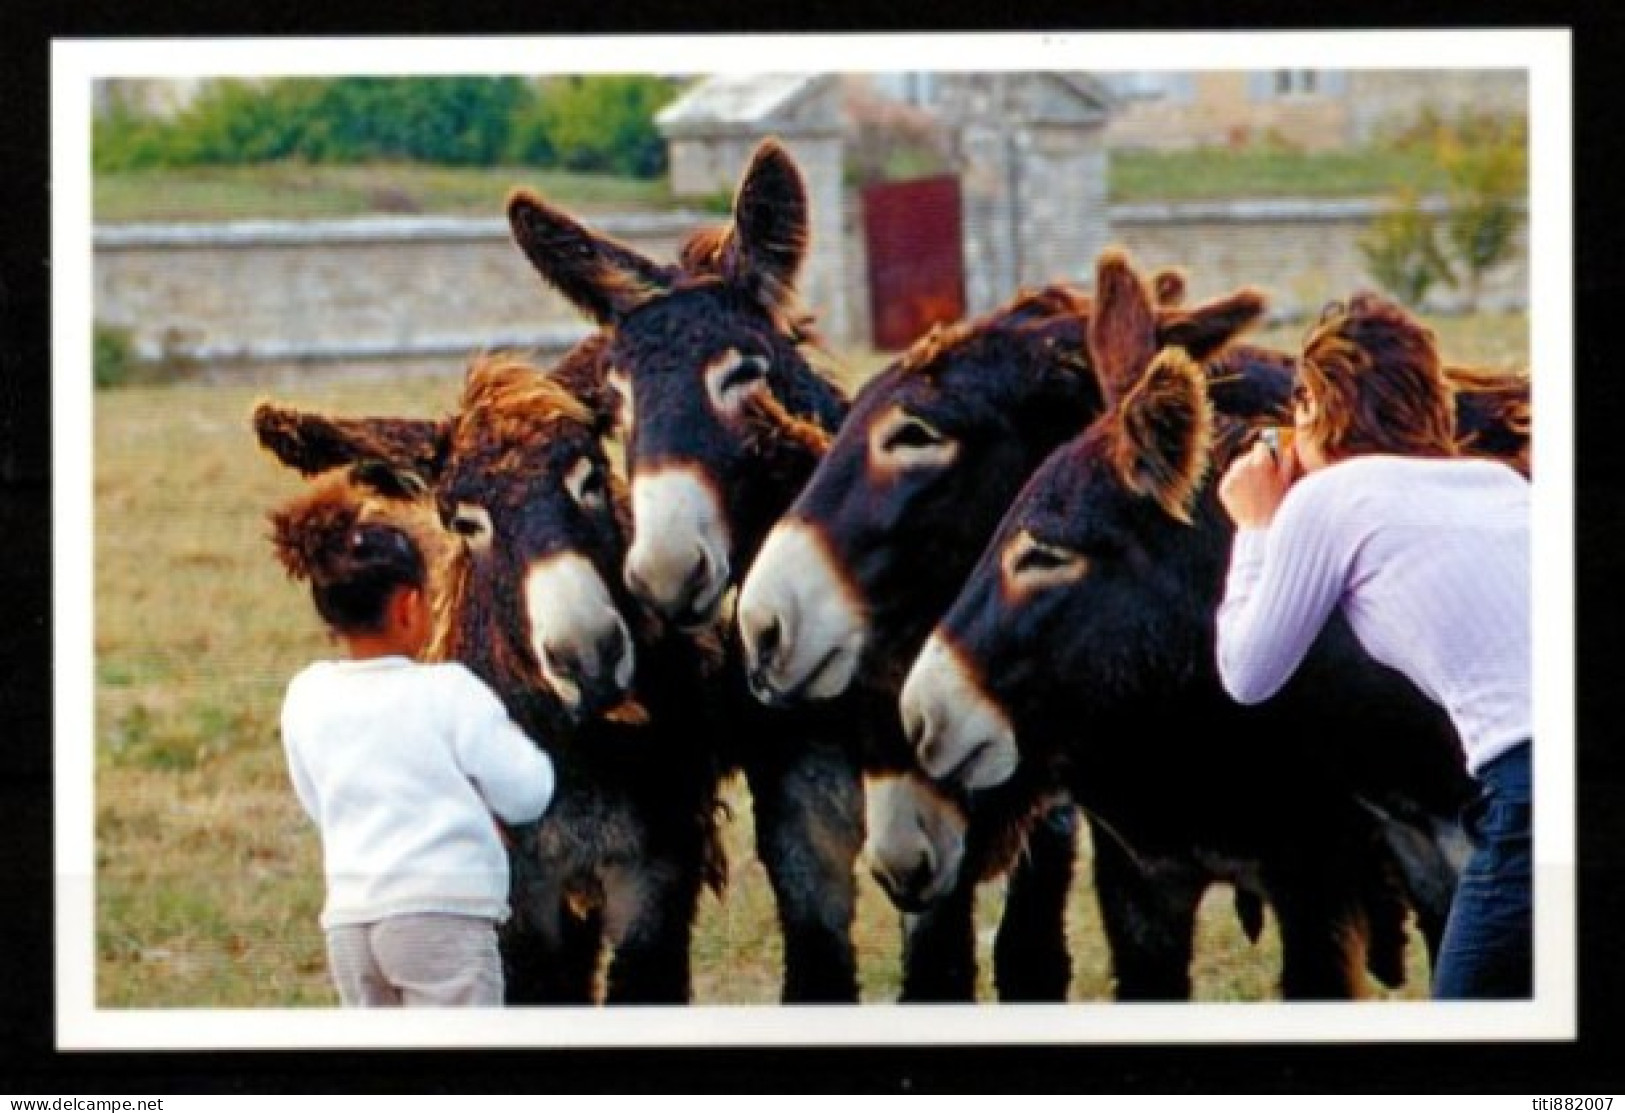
[1298,292,1458,461]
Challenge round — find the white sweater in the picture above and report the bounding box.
[281,657,555,928]
[1217,454,1531,775]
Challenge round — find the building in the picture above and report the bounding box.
[1101,70,1528,151]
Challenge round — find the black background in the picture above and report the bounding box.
[2,0,1620,1095]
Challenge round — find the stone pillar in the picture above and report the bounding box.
[1021,123,1112,295]
[938,74,1113,315]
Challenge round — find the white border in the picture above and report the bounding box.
[54,30,1575,1049]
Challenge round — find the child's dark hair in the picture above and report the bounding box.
[269,476,426,634]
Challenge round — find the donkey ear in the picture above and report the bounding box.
[725,138,810,307]
[348,459,431,501]
[544,332,622,439]
[252,401,450,483]
[1204,343,1296,422]
[507,189,673,325]
[1156,287,1269,361]
[1088,249,1160,404]
[1111,348,1214,525]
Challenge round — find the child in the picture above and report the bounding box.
[269,477,555,1007]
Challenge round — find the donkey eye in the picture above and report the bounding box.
[1015,544,1072,574]
[884,418,946,452]
[706,349,770,412]
[871,406,959,473]
[720,354,769,395]
[448,503,494,550]
[565,456,607,511]
[1002,530,1087,593]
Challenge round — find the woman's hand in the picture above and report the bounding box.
[1219,437,1298,529]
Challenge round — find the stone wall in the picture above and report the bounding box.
[92,197,1527,381]
[93,214,709,381]
[1110,197,1527,320]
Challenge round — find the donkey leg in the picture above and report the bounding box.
[501,878,604,1005]
[992,802,1078,1001]
[1089,818,1204,1001]
[1265,865,1370,1000]
[745,738,863,1003]
[897,876,979,1002]
[1375,809,1466,970]
[601,860,701,1005]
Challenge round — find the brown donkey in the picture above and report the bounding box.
[897,250,1479,998]
[256,348,726,1004]
[509,140,1100,1001]
[734,274,1332,998]
[508,140,871,1001]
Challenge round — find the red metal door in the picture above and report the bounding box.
[861,176,966,351]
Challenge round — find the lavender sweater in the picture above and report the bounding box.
[1217,454,1531,775]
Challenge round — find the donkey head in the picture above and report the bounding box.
[431,354,637,722]
[508,138,846,629]
[736,286,1102,707]
[738,267,1264,711]
[254,345,638,726]
[900,249,1229,792]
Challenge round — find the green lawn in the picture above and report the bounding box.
[94,161,676,223]
[92,146,1478,223]
[1110,145,1455,203]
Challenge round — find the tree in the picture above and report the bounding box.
[529,76,679,178]
[1359,188,1455,309]
[1438,115,1527,313]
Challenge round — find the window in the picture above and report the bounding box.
[1249,70,1347,99]
[872,73,937,107]
[1104,72,1195,103]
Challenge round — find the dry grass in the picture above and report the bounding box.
[89,314,1527,1009]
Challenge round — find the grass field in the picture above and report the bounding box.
[92,146,1462,223]
[94,162,677,224]
[88,314,1528,1009]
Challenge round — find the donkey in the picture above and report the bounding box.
[733,276,1282,998]
[895,250,1479,998]
[504,139,876,1002]
[255,347,726,1004]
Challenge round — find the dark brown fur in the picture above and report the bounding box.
[255,351,726,1004]
[920,250,1474,997]
[506,140,867,1002]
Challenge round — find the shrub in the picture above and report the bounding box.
[528,75,679,178]
[1438,114,1527,311]
[1359,188,1455,309]
[1365,109,1527,311]
[93,101,179,173]
[288,77,531,166]
[93,75,680,179]
[93,322,138,389]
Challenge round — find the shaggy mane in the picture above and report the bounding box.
[899,285,1091,379]
[460,352,596,428]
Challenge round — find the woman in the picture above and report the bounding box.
[1215,292,1532,999]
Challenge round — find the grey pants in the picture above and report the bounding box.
[325,913,503,1007]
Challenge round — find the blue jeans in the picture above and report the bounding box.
[1433,741,1532,999]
